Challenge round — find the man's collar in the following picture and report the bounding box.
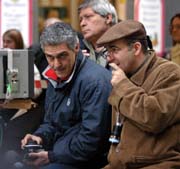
[42,51,85,88]
[42,59,76,87]
[130,51,156,86]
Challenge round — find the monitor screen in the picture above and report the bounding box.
[0,49,34,99]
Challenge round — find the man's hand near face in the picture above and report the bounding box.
[109,63,126,86]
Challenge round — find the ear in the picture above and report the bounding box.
[133,42,141,55]
[105,14,113,25]
[74,43,80,53]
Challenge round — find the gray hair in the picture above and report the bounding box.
[78,0,118,25]
[40,22,79,50]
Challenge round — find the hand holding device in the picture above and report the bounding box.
[23,140,43,161]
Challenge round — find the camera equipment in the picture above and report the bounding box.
[109,112,123,144]
[23,140,43,161]
[0,49,34,99]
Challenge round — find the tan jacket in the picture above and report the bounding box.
[104,51,180,169]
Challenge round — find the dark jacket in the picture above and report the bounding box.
[104,51,180,169]
[28,43,48,75]
[34,51,112,168]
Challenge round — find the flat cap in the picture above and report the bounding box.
[97,20,147,46]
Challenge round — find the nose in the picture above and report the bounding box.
[80,18,86,27]
[171,25,180,32]
[107,53,114,63]
[52,58,62,69]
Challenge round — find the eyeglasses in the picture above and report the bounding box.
[96,46,121,59]
[97,46,121,59]
[107,46,120,54]
[95,48,109,59]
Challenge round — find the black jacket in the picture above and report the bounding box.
[34,51,112,168]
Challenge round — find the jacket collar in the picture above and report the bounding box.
[130,50,157,86]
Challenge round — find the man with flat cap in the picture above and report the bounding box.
[97,20,180,169]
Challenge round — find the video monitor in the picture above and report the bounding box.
[0,49,34,99]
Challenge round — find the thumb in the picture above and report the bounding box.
[109,63,119,70]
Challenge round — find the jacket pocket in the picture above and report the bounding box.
[127,155,165,168]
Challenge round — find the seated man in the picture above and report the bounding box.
[97,20,180,169]
[21,22,112,169]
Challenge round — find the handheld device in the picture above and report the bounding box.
[23,140,43,161]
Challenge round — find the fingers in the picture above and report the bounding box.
[25,151,49,166]
[82,49,90,57]
[108,63,126,86]
[109,63,120,71]
[35,137,42,145]
[21,134,43,150]
[21,134,32,148]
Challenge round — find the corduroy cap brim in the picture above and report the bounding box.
[97,20,147,46]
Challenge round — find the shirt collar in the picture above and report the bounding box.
[42,61,77,88]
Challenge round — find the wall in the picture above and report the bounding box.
[126,0,180,52]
